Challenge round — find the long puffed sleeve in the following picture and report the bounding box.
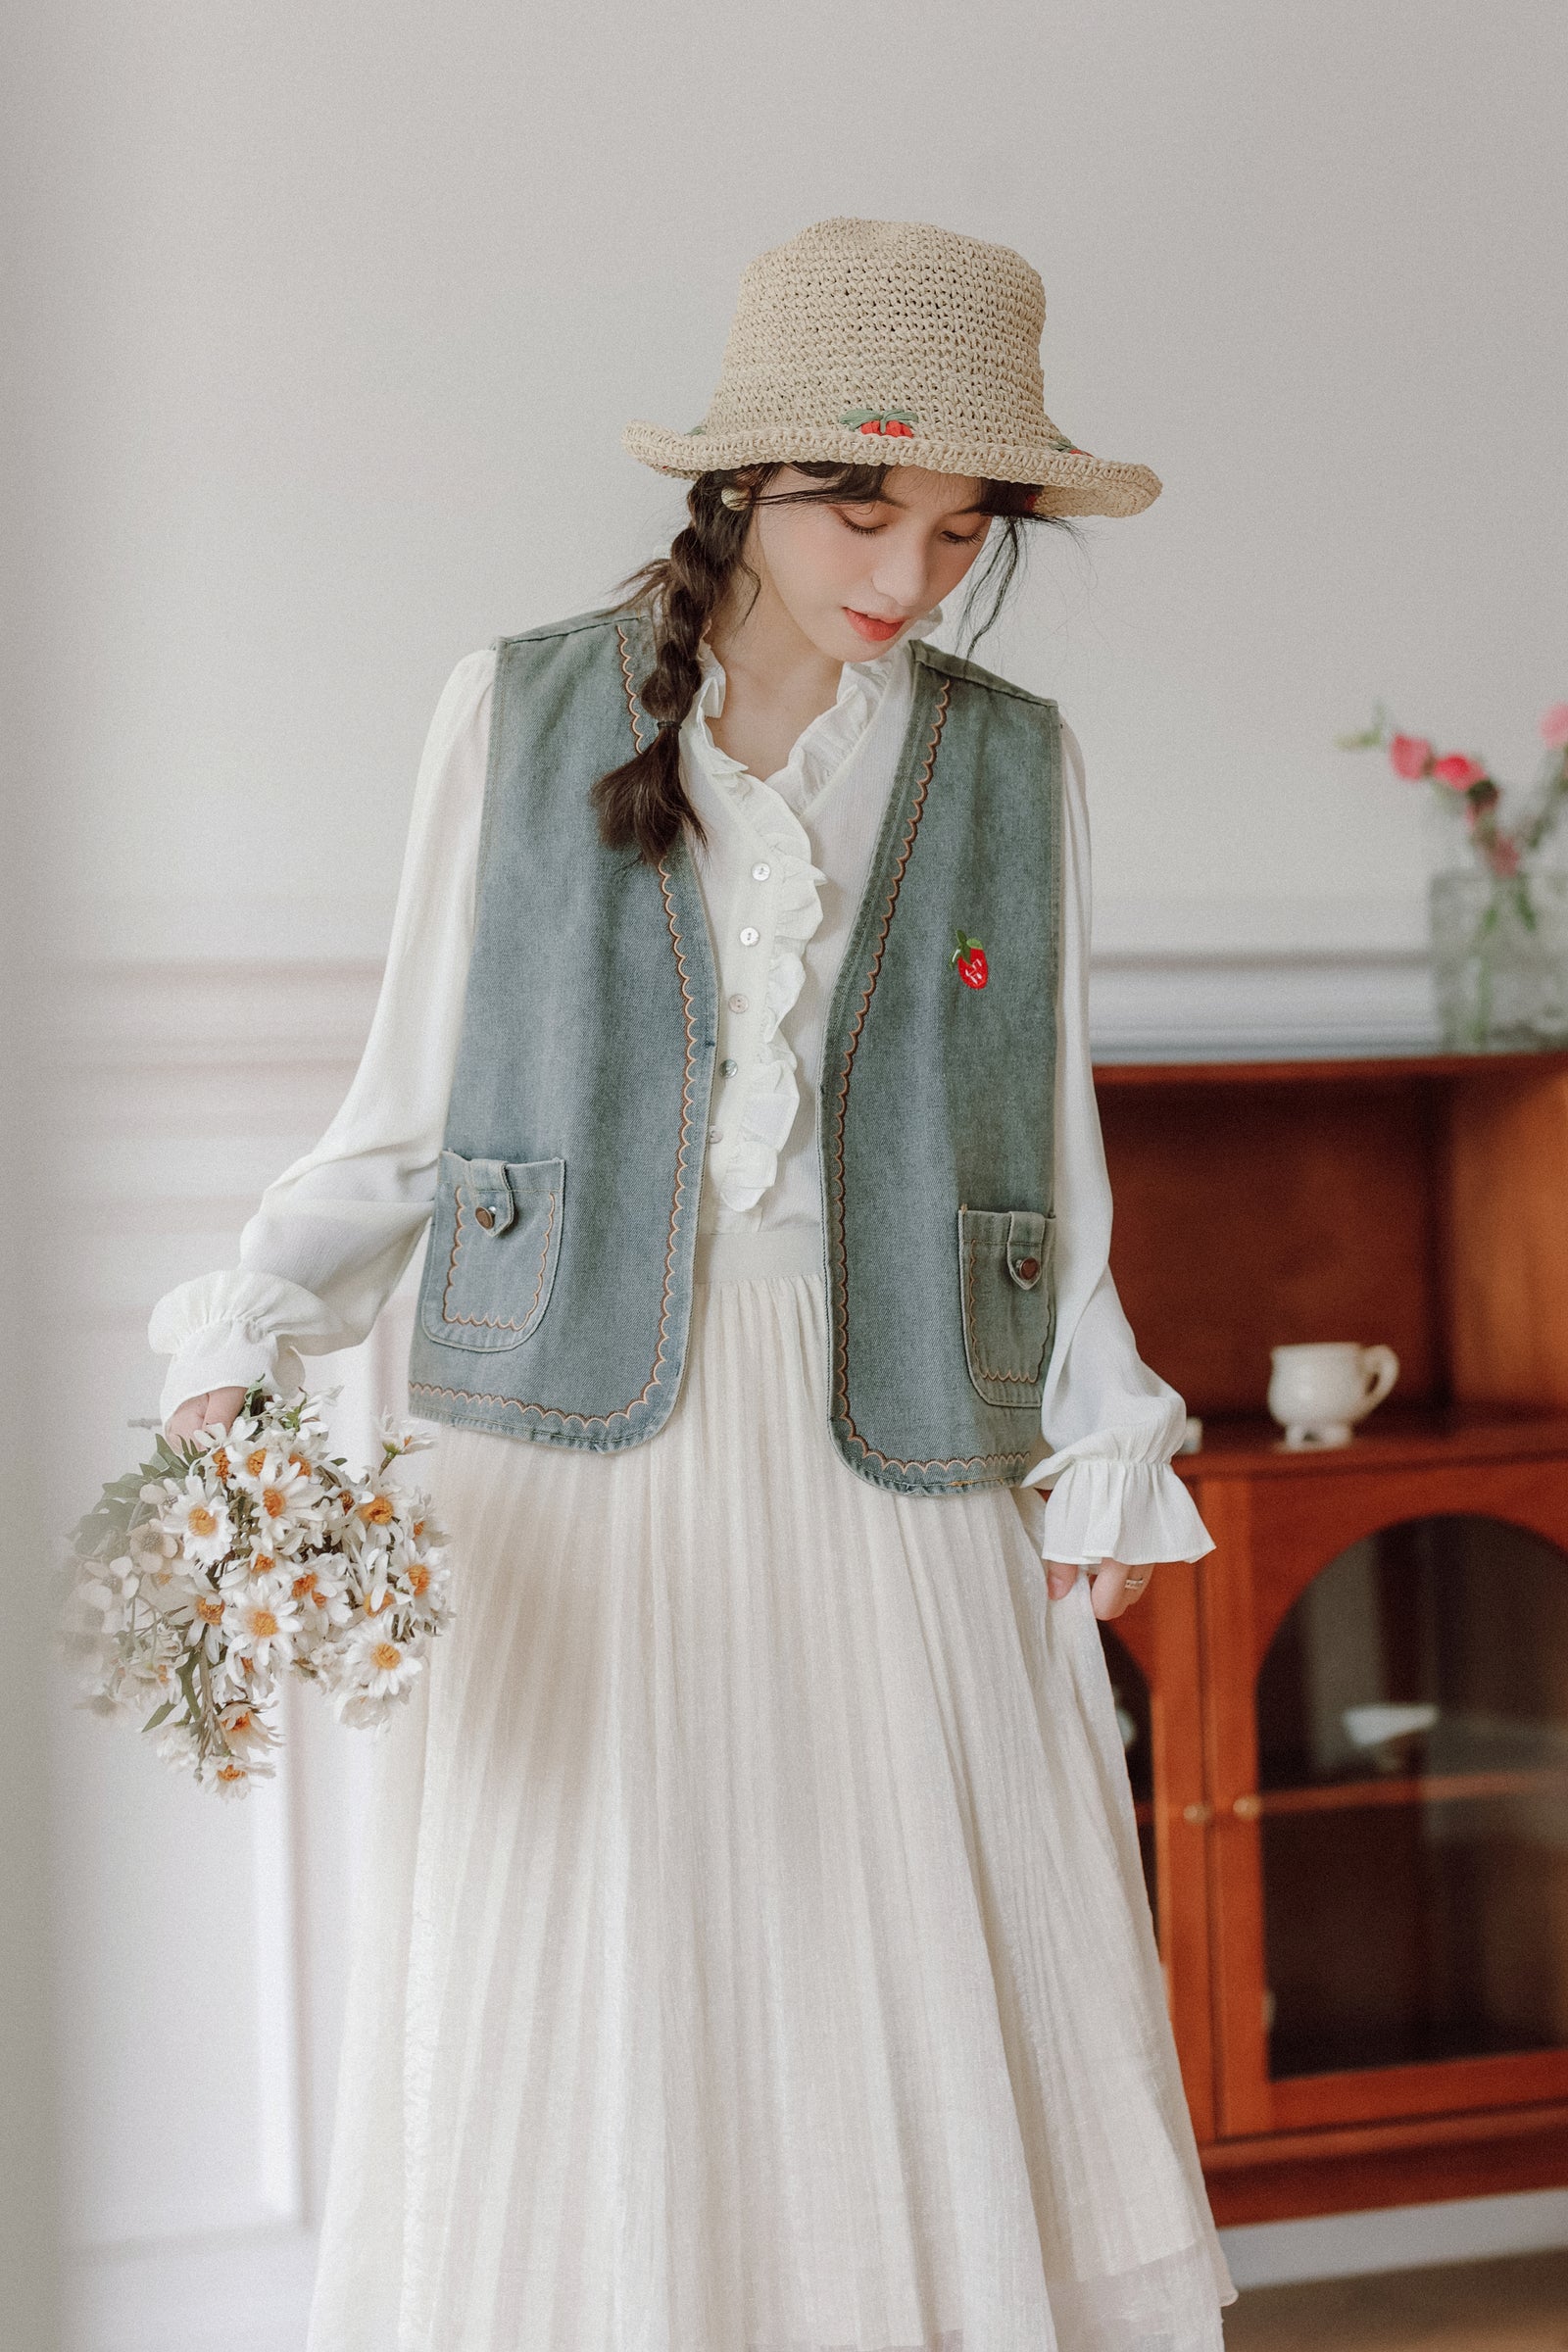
[147,648,496,1426]
[1016,715,1215,1567]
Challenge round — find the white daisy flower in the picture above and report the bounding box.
[346,1619,424,1701]
[374,1411,434,1460]
[231,1448,318,1537]
[189,1416,253,1486]
[153,1722,202,1776]
[224,1587,304,1672]
[163,1476,235,1569]
[182,1584,230,1661]
[209,1757,270,1800]
[217,1700,279,1762]
[394,1551,451,1620]
[288,1562,354,1630]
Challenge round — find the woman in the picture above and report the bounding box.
[152,217,1236,2350]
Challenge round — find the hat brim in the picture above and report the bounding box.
[621,418,1160,519]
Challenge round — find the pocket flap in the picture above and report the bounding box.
[1005,1209,1050,1290]
[462,1158,517,1236]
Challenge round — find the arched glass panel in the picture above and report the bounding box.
[1255,1515,1568,2080]
[1100,1626,1156,1936]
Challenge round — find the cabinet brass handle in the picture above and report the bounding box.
[1233,1793,1263,1821]
[1181,1801,1213,1826]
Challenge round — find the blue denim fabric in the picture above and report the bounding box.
[818,637,1061,1492]
[407,610,718,1449]
[407,608,1061,1494]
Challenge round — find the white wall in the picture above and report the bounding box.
[24,0,1568,970]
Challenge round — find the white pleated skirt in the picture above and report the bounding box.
[307,1236,1236,2352]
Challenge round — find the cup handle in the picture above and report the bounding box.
[1359,1346,1399,1412]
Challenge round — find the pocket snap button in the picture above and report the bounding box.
[475,1204,496,1230]
[1017,1255,1040,1281]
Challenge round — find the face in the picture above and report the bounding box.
[742,465,993,663]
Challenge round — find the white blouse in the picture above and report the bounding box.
[148,612,1214,1569]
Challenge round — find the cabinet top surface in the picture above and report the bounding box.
[1173,1405,1568,1482]
[1093,1050,1568,1088]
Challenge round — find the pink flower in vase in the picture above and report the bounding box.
[1389,734,1435,779]
[1540,704,1568,749]
[1431,753,1490,790]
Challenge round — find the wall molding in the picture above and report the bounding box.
[52,936,1441,1079]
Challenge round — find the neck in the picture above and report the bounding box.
[706,572,843,729]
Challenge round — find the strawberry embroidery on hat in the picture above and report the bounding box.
[1046,430,1093,456]
[952,930,988,990]
[841,409,917,438]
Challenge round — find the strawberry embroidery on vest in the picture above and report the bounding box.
[841,409,917,438]
[952,930,988,990]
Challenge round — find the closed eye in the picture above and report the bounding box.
[836,512,986,546]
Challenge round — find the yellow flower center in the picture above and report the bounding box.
[364,1590,390,1616]
[262,1488,286,1519]
[408,1563,430,1596]
[188,1504,217,1539]
[248,1607,279,1639]
[370,1641,401,1672]
[212,1448,230,1481]
[196,1595,223,1625]
[218,1764,245,1783]
[359,1494,394,1526]
[292,1571,317,1598]
[245,1446,267,1478]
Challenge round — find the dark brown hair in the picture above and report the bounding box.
[591,463,1084,865]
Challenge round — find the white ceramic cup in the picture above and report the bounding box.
[1267,1342,1399,1450]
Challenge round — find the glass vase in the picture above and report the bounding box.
[1429,867,1568,1050]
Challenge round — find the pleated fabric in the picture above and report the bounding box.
[307,1261,1235,2352]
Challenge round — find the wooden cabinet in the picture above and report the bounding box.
[1094,1051,1568,2223]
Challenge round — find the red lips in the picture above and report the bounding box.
[845,608,906,643]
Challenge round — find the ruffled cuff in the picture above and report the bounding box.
[1026,1456,1215,1567]
[148,1270,345,1429]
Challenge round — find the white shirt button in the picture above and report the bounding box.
[752,861,771,881]
[708,1125,723,1144]
[739,925,760,947]
[728,993,748,1013]
[720,1057,738,1077]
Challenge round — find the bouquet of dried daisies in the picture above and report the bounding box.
[60,1381,451,1796]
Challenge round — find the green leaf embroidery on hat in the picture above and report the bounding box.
[684,424,705,435]
[840,408,917,439]
[1046,430,1092,456]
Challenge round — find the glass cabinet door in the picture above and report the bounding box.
[1255,1514,1568,2082]
[1201,1462,1568,2137]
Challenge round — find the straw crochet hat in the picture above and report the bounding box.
[623,216,1160,520]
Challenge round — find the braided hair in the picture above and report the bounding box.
[592,462,1079,865]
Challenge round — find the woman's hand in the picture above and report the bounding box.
[166,1386,247,1446]
[1045,1559,1154,1622]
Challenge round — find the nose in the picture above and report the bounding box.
[868,526,934,612]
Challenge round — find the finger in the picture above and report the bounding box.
[1044,1560,1080,1602]
[1093,1563,1154,1621]
[166,1394,210,1444]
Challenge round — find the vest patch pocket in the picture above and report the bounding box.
[956,1206,1056,1408]
[420,1150,564,1351]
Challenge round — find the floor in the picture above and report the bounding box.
[1224,2249,1568,2350]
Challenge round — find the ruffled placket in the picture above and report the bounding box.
[682,617,940,1224]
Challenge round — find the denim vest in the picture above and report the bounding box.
[406,607,1062,1495]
